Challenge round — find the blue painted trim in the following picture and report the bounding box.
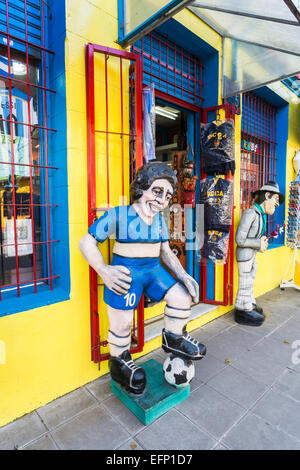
[0,286,69,317]
[0,0,70,316]
[118,0,125,42]
[186,111,194,277]
[118,0,189,46]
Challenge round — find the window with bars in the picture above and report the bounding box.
[240,91,278,234]
[132,30,203,106]
[0,0,68,309]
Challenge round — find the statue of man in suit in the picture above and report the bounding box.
[235,181,284,326]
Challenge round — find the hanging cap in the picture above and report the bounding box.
[252,181,284,205]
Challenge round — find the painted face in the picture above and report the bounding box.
[264,193,280,215]
[136,179,174,218]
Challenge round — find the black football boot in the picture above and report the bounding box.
[109,350,146,395]
[234,308,265,326]
[162,326,206,361]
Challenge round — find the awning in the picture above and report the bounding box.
[189,1,300,99]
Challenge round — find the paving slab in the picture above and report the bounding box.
[176,384,245,439]
[250,337,296,368]
[22,434,58,450]
[135,408,216,450]
[252,389,300,441]
[222,412,300,450]
[231,349,286,386]
[193,318,233,342]
[273,369,300,402]
[51,405,130,450]
[207,365,268,409]
[116,439,145,450]
[84,374,113,403]
[37,387,97,430]
[267,318,300,343]
[194,353,229,383]
[205,327,260,363]
[102,394,146,436]
[0,412,47,450]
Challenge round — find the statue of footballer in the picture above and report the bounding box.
[79,162,206,395]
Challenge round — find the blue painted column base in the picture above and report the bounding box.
[111,359,190,425]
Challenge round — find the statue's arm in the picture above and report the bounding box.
[235,210,262,250]
[79,233,131,295]
[160,241,199,303]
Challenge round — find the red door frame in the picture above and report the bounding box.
[201,103,235,306]
[85,44,144,364]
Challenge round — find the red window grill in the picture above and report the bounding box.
[0,0,58,301]
[85,44,144,364]
[132,30,204,106]
[241,91,277,232]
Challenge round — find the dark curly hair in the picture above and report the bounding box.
[130,162,177,202]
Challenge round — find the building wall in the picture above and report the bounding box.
[0,1,299,427]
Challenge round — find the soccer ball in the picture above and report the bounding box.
[163,354,195,388]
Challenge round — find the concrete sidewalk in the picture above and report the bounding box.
[1,287,300,450]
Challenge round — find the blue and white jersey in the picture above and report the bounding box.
[88,205,170,244]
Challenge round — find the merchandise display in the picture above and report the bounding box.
[199,177,233,263]
[280,180,300,291]
[286,181,300,249]
[200,119,235,176]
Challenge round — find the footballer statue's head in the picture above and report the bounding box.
[130,162,177,218]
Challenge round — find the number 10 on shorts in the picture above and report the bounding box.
[124,293,136,307]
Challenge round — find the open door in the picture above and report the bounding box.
[85,44,144,364]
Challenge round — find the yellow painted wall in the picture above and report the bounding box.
[0,1,299,428]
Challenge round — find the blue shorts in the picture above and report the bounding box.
[104,254,177,310]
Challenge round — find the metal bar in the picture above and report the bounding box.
[95,130,136,137]
[0,161,58,170]
[25,0,37,293]
[0,117,56,132]
[192,2,300,26]
[42,0,53,290]
[5,0,20,297]
[283,0,300,24]
[0,239,59,249]
[155,89,201,112]
[120,57,125,204]
[85,44,100,363]
[0,28,55,54]
[1,275,60,290]
[0,74,56,93]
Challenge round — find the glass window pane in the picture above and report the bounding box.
[124,0,181,36]
[191,0,297,22]
[190,8,300,54]
[223,38,300,98]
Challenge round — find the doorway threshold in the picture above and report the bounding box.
[143,303,218,343]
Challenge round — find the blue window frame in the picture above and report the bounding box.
[0,0,69,316]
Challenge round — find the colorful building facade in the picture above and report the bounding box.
[0,0,299,427]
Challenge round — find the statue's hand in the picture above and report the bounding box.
[259,236,268,253]
[180,272,199,304]
[98,265,132,295]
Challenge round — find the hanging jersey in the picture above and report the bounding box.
[200,177,234,232]
[88,205,170,244]
[201,120,235,175]
[0,88,38,179]
[202,230,230,262]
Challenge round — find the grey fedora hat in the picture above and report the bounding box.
[251,181,284,205]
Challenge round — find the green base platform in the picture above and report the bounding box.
[111,359,190,425]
